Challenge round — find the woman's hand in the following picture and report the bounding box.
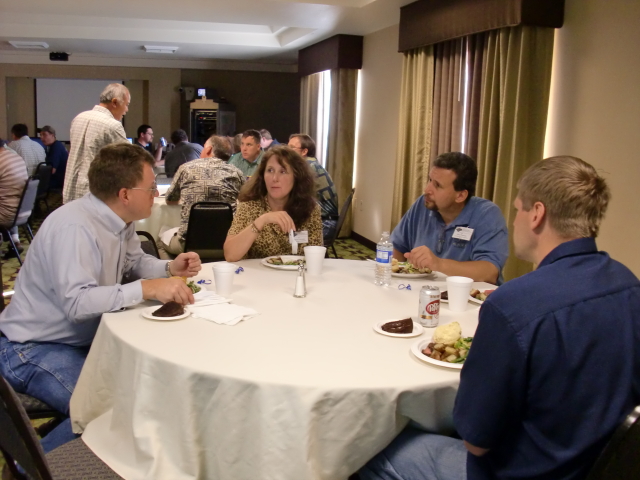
[255,211,297,233]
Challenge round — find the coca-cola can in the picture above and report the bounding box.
[418,285,440,327]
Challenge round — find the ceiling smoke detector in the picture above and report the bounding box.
[143,45,179,54]
[9,41,49,49]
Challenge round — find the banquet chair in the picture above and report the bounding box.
[184,202,233,262]
[137,231,160,259]
[0,178,39,266]
[325,188,355,259]
[0,375,123,480]
[586,405,640,480]
[33,163,54,215]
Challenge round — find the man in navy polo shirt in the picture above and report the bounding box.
[391,152,508,284]
[360,156,640,480]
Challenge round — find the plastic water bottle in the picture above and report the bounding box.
[374,231,393,286]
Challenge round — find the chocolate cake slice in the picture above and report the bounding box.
[153,301,185,317]
[381,318,413,334]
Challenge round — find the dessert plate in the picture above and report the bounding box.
[141,305,191,321]
[411,338,463,370]
[373,320,424,338]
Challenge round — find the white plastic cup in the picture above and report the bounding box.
[212,262,236,297]
[446,276,474,312]
[304,246,327,276]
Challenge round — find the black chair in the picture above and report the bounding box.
[137,231,160,259]
[324,188,355,259]
[184,202,233,262]
[0,375,122,480]
[586,405,640,480]
[33,163,54,215]
[0,178,39,266]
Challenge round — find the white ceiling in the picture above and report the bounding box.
[0,0,412,70]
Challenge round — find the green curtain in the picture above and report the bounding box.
[476,25,555,281]
[390,46,435,230]
[326,68,358,237]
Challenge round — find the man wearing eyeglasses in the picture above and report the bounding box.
[391,152,508,284]
[134,124,163,165]
[0,143,201,454]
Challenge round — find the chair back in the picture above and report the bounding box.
[137,230,160,259]
[34,162,53,199]
[0,375,53,480]
[586,405,640,480]
[184,202,233,261]
[325,188,355,248]
[12,178,40,228]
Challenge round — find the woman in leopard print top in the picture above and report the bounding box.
[224,146,323,260]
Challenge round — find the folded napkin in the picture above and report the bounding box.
[159,226,180,246]
[189,303,258,326]
[192,290,231,306]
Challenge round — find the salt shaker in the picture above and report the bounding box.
[293,263,306,298]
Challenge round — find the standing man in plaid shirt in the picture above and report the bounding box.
[63,83,130,203]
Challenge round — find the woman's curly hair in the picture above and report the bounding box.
[238,145,317,227]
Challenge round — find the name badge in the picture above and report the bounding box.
[293,231,309,243]
[452,226,474,241]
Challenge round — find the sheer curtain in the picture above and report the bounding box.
[476,25,555,281]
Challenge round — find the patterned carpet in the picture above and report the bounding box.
[1,194,374,304]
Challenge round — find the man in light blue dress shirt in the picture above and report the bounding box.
[0,143,202,452]
[391,152,508,284]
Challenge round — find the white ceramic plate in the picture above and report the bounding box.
[391,271,435,279]
[439,291,491,305]
[373,320,424,338]
[261,256,305,271]
[411,338,464,370]
[141,305,191,322]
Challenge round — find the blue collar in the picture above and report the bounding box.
[539,237,598,268]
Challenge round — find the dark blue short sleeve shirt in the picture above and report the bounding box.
[454,238,640,480]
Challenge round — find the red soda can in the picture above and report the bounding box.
[419,285,440,327]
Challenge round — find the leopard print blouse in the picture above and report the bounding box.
[227,197,323,259]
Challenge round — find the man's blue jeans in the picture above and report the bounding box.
[0,336,89,452]
[359,427,468,480]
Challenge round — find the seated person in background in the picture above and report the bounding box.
[0,138,29,258]
[134,124,163,165]
[39,125,68,190]
[360,156,640,480]
[391,152,508,284]
[228,129,264,177]
[0,142,201,453]
[288,133,339,243]
[164,129,204,177]
[232,133,242,154]
[224,145,323,260]
[259,129,280,150]
[8,123,46,175]
[161,135,245,255]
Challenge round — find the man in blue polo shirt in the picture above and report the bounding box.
[391,152,508,284]
[360,156,640,480]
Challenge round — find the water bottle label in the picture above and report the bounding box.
[376,250,391,263]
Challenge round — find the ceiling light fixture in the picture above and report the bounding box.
[9,41,49,49]
[143,45,179,54]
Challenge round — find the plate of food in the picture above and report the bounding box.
[141,302,191,321]
[469,288,495,305]
[373,318,424,338]
[261,255,306,270]
[390,258,434,278]
[411,321,473,369]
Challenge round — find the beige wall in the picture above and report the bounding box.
[545,0,640,276]
[1,64,181,141]
[353,24,403,243]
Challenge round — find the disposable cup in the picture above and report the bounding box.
[212,262,236,297]
[446,276,473,312]
[304,246,327,275]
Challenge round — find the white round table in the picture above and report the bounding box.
[71,259,492,480]
[133,196,181,240]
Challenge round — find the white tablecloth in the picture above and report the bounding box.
[133,196,181,240]
[70,260,493,480]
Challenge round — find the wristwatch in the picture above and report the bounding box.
[165,261,173,277]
